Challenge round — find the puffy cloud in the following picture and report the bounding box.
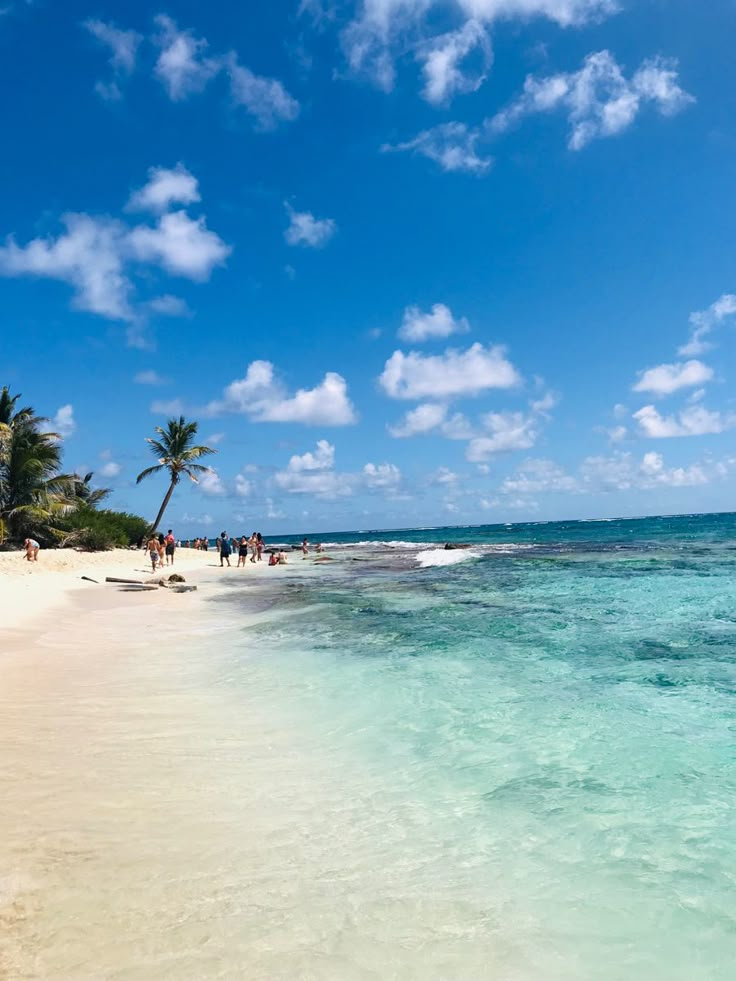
[581,451,709,490]
[207,361,358,426]
[198,467,226,496]
[287,439,335,472]
[284,204,337,248]
[679,294,736,357]
[633,359,713,397]
[128,210,231,280]
[52,404,76,438]
[382,122,492,175]
[398,302,470,342]
[418,19,492,105]
[633,404,735,439]
[500,457,577,495]
[379,342,520,399]
[490,51,693,150]
[225,54,300,129]
[363,461,401,488]
[431,466,458,484]
[152,14,220,100]
[234,474,252,497]
[147,294,192,317]
[465,410,537,461]
[275,441,354,498]
[99,460,122,478]
[127,164,201,213]
[0,214,132,320]
[0,167,229,331]
[388,402,448,437]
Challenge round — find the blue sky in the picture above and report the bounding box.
[1,0,735,534]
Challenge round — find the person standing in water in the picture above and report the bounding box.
[302,538,309,556]
[219,531,232,568]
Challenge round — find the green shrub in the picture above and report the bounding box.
[59,507,149,551]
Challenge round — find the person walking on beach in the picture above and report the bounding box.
[147,534,160,573]
[165,529,176,566]
[219,531,232,568]
[23,538,39,562]
[237,536,248,568]
[256,532,264,562]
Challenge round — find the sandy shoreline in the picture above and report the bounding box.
[0,546,277,631]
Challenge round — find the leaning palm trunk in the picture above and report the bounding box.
[149,478,177,533]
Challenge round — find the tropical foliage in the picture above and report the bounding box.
[0,386,77,544]
[136,416,216,531]
[58,507,149,551]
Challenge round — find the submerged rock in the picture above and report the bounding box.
[444,543,473,550]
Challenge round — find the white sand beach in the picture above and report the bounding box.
[0,545,279,631]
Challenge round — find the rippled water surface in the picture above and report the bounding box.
[3,513,736,978]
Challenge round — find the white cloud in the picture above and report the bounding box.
[134,370,169,385]
[379,342,520,399]
[206,432,226,445]
[490,50,693,150]
[398,302,470,342]
[235,474,252,497]
[287,439,335,472]
[633,359,713,397]
[275,440,354,498]
[284,204,337,248]
[127,164,201,213]
[466,410,538,461]
[53,404,76,438]
[418,19,492,105]
[147,294,192,317]
[128,210,230,280]
[84,18,142,99]
[208,361,357,426]
[151,398,185,415]
[581,451,709,490]
[382,122,492,174]
[363,461,401,488]
[432,466,458,484]
[633,404,735,439]
[225,54,300,129]
[0,214,131,320]
[388,402,448,437]
[99,460,122,478]
[152,14,220,101]
[0,167,229,331]
[606,424,628,444]
[679,294,736,357]
[342,0,616,94]
[500,457,577,494]
[198,467,226,496]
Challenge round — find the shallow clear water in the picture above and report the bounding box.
[4,513,736,978]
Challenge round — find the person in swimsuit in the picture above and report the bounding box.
[302,538,309,557]
[237,536,248,568]
[165,529,176,566]
[23,538,40,562]
[256,532,264,562]
[219,532,231,567]
[147,535,160,572]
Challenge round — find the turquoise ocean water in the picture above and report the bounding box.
[208,512,736,978]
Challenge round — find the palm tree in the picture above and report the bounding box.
[0,386,77,543]
[73,471,112,508]
[136,416,215,532]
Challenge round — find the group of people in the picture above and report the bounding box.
[214,531,288,568]
[145,530,177,572]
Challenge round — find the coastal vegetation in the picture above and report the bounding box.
[0,385,147,551]
[136,416,215,531]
